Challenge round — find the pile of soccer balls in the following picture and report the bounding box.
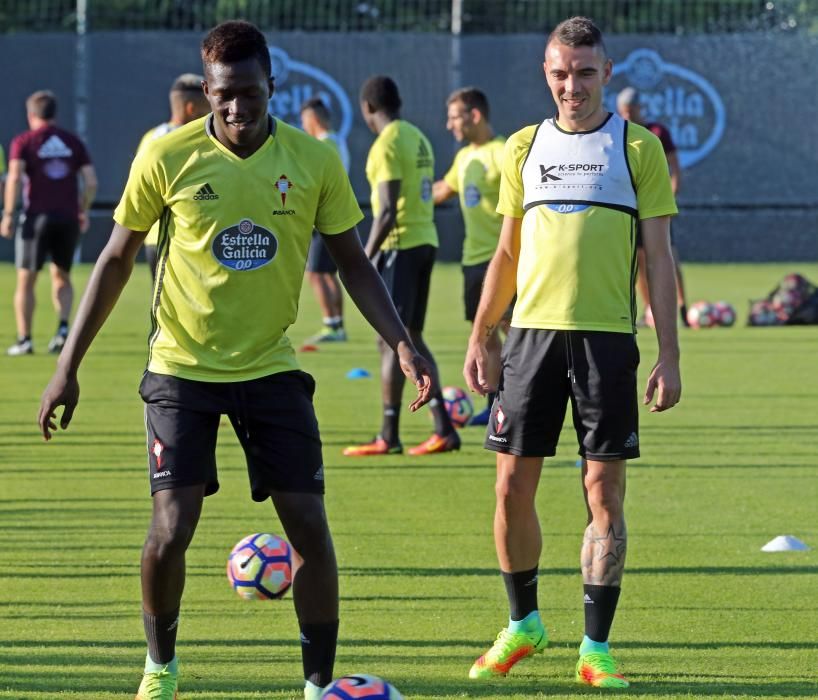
[686,300,737,329]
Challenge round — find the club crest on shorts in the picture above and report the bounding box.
[211,218,278,271]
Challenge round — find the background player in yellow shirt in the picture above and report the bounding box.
[37,21,435,700]
[464,16,681,688]
[343,75,458,457]
[300,96,351,343]
[433,87,506,426]
[136,73,210,281]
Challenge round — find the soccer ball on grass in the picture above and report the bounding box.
[227,533,292,600]
[321,675,403,699]
[686,301,718,329]
[441,386,474,428]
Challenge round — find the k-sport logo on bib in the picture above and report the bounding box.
[267,47,352,142]
[212,218,278,271]
[607,49,726,169]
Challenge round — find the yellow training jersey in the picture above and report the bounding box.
[0,144,6,177]
[114,115,362,382]
[498,115,677,333]
[443,136,505,266]
[135,123,179,247]
[365,119,437,250]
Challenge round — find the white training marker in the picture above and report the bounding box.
[761,535,811,552]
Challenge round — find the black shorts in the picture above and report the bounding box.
[485,328,640,461]
[139,370,325,501]
[15,212,80,271]
[306,231,338,274]
[375,244,436,331]
[462,260,514,323]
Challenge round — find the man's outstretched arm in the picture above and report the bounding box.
[38,224,147,439]
[322,227,434,411]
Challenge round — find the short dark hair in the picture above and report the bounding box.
[300,97,332,126]
[360,75,402,115]
[26,90,57,120]
[547,16,607,57]
[201,20,272,78]
[447,87,490,121]
[170,73,204,94]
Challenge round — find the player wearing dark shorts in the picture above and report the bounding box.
[1,90,97,356]
[464,17,681,688]
[37,22,434,700]
[617,86,689,326]
[343,76,458,457]
[433,87,507,425]
[301,97,352,343]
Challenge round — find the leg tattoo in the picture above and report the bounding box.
[581,520,627,586]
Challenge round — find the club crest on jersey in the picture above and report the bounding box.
[211,218,278,271]
[274,174,296,215]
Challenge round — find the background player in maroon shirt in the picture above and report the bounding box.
[617,87,689,327]
[1,90,98,355]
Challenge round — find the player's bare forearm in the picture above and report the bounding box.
[642,216,679,360]
[3,161,23,216]
[432,179,456,205]
[57,224,146,376]
[324,228,412,352]
[364,179,401,258]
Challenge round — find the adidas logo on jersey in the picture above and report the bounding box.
[193,183,219,200]
[416,139,433,168]
[37,135,73,159]
[624,432,639,448]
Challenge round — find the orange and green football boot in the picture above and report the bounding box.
[135,661,179,699]
[407,431,461,456]
[342,436,403,456]
[575,650,630,688]
[469,625,548,679]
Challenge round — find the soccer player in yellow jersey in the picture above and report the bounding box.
[463,17,681,687]
[136,73,210,281]
[343,75,459,457]
[433,87,506,427]
[300,96,351,343]
[37,21,435,700]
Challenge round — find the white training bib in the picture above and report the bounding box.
[521,113,637,216]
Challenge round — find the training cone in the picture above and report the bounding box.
[761,535,811,552]
[299,344,319,352]
[346,368,371,379]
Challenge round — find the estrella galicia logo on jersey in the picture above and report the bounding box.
[212,218,278,271]
[193,183,219,200]
[464,184,481,208]
[606,49,726,169]
[540,165,562,182]
[267,47,352,143]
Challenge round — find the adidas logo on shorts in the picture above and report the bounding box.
[624,432,639,448]
[193,183,219,200]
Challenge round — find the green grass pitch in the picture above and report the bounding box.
[0,260,817,699]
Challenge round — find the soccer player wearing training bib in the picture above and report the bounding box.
[433,87,506,427]
[136,73,210,281]
[343,76,458,456]
[37,22,434,700]
[463,17,681,688]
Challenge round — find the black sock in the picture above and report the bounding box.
[502,567,539,621]
[58,320,69,335]
[429,395,454,436]
[583,584,621,642]
[19,335,31,343]
[380,404,400,445]
[300,620,339,688]
[143,608,179,664]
